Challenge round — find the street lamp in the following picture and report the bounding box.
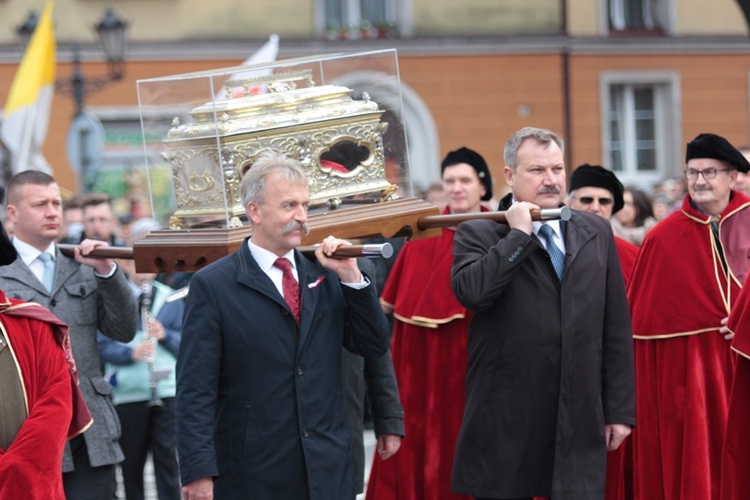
[16,8,129,116]
[15,8,129,192]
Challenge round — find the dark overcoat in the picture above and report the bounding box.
[450,200,635,500]
[176,239,390,499]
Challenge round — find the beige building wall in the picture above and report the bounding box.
[411,0,562,35]
[0,0,315,45]
[676,0,747,35]
[567,0,603,36]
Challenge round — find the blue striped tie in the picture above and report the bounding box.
[538,224,564,282]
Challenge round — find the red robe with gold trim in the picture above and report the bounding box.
[627,192,750,500]
[366,207,484,500]
[0,291,92,499]
[720,282,750,500]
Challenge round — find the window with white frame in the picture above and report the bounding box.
[320,0,400,39]
[608,0,670,33]
[600,72,681,187]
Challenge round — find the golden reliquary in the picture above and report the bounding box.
[162,69,398,229]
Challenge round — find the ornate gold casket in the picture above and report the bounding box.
[163,70,398,229]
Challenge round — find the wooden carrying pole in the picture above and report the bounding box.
[416,206,571,230]
[56,242,394,261]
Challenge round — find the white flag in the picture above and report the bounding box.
[1,0,56,174]
[215,34,279,101]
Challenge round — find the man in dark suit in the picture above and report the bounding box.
[450,127,635,499]
[176,150,391,500]
[0,170,137,499]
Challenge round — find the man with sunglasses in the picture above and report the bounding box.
[627,133,750,499]
[567,164,639,285]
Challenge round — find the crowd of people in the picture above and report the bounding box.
[0,127,749,500]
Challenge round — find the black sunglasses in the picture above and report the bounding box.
[576,196,614,206]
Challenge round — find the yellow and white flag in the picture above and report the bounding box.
[1,0,56,174]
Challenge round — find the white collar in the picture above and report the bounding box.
[248,239,296,273]
[12,237,55,267]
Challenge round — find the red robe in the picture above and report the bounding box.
[614,236,638,288]
[603,236,639,500]
[366,207,482,500]
[0,291,91,499]
[720,282,750,500]
[627,192,750,500]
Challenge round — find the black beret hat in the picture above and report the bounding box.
[685,133,750,173]
[0,221,17,267]
[441,147,493,201]
[569,164,625,213]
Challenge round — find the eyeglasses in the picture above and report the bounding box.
[685,167,730,180]
[574,196,614,206]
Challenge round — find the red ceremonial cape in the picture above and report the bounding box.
[720,283,750,500]
[627,192,750,500]
[366,207,482,500]
[0,291,92,499]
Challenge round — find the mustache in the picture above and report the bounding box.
[282,220,310,237]
[537,187,561,195]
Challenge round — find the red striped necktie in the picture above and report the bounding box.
[274,257,301,324]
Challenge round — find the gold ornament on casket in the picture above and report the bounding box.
[161,70,398,229]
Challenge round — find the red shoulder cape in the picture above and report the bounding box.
[0,291,91,499]
[380,206,488,328]
[0,292,92,438]
[628,192,750,339]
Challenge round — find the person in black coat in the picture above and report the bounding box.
[176,150,390,500]
[450,127,635,500]
[343,258,404,498]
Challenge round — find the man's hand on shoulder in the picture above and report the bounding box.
[506,201,538,235]
[183,477,213,500]
[314,235,362,284]
[74,239,116,276]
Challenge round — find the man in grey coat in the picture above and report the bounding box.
[0,170,137,499]
[450,127,635,499]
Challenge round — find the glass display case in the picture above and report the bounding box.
[133,50,439,272]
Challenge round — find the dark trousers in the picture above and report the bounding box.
[63,435,116,500]
[116,397,181,500]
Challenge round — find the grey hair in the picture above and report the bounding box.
[240,150,308,208]
[504,127,565,171]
